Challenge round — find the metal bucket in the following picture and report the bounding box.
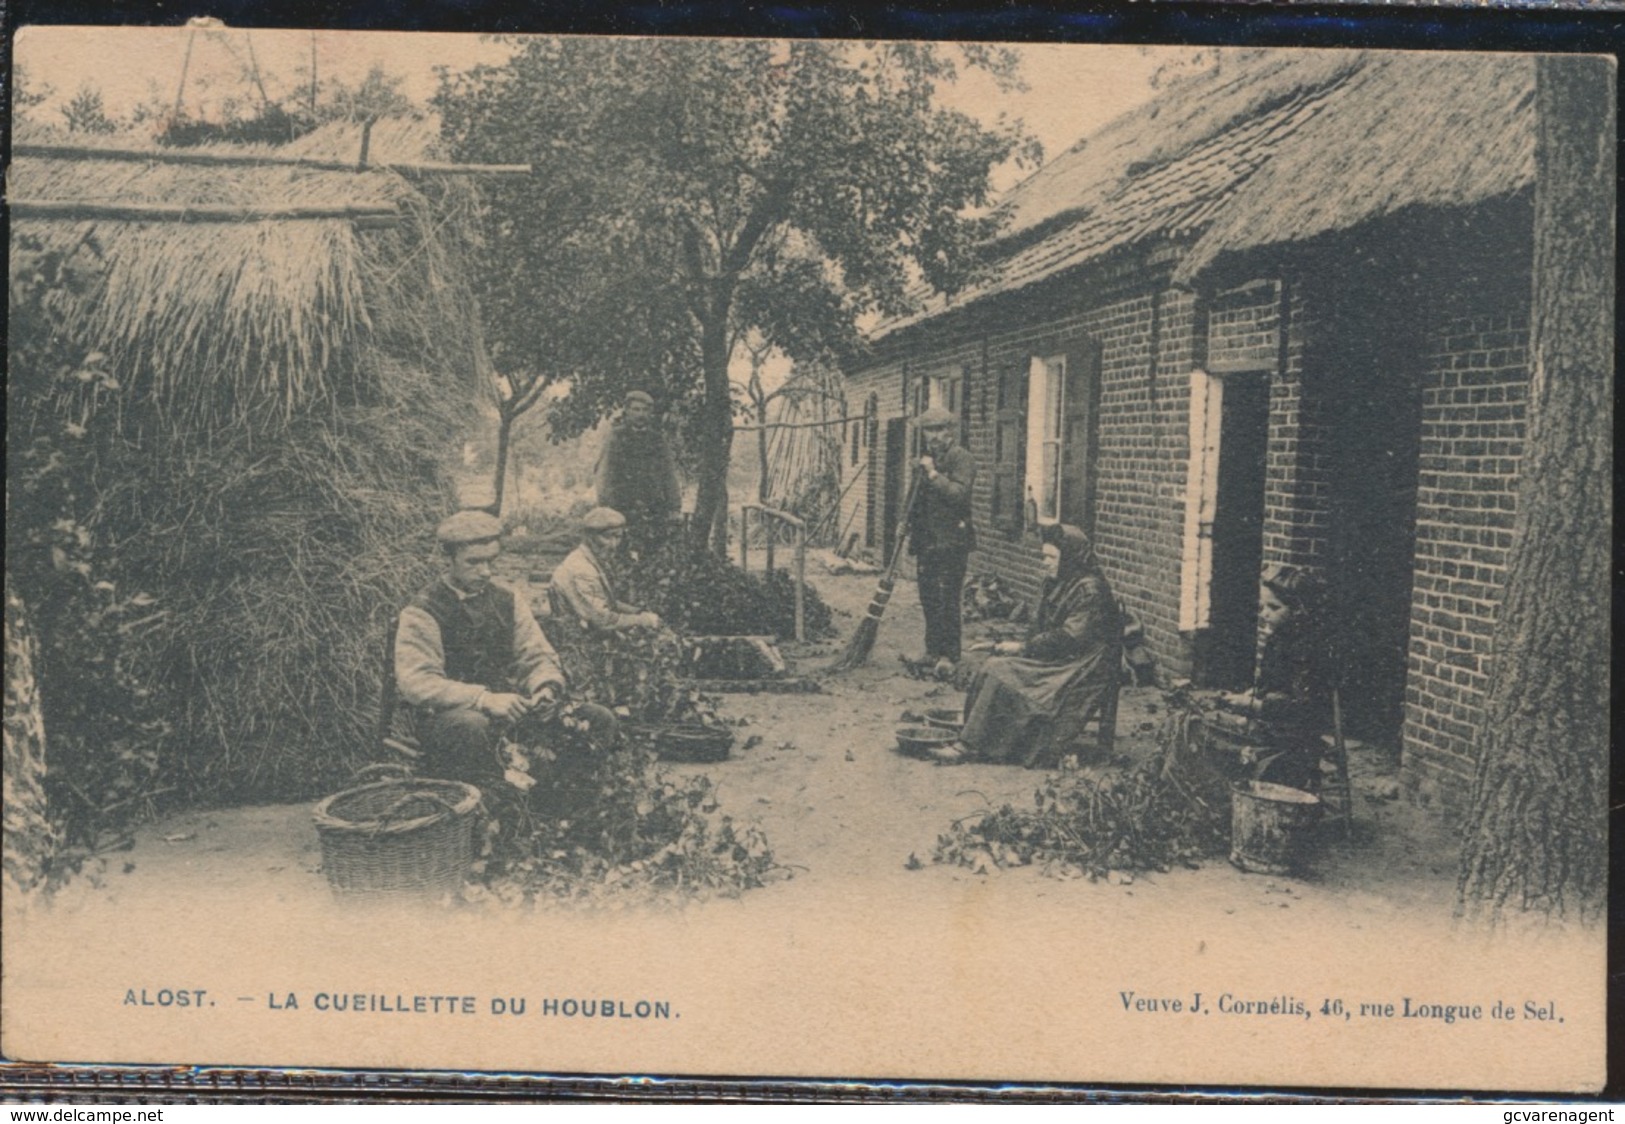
[1230,781,1322,876]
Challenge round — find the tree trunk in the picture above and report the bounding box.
[1455,55,1613,923]
[690,312,735,555]
[488,407,514,517]
[4,586,57,900]
[757,394,770,505]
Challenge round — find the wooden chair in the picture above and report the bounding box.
[372,617,422,767]
[1077,672,1122,756]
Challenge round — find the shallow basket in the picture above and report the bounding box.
[923,707,964,732]
[631,723,735,763]
[895,725,958,759]
[313,778,482,900]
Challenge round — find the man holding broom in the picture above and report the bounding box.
[909,406,977,678]
[394,510,618,795]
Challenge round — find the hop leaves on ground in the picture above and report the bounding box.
[475,743,783,908]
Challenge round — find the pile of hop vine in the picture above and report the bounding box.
[933,704,1232,880]
[469,743,783,909]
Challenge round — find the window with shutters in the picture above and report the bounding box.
[991,341,1101,536]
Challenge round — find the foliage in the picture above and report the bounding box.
[135,54,421,148]
[434,38,1041,545]
[8,236,169,872]
[551,621,718,727]
[469,740,781,907]
[622,535,837,641]
[62,84,119,134]
[934,693,1229,878]
[962,573,1025,623]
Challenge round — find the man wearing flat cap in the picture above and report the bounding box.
[908,405,977,677]
[550,507,664,633]
[595,390,682,546]
[395,509,617,789]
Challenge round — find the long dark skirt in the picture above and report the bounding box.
[960,652,1115,767]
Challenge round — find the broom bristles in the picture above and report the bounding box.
[832,576,894,671]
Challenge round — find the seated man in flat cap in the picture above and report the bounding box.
[394,509,618,791]
[550,507,663,635]
[548,507,685,718]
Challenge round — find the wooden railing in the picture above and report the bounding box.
[738,505,806,642]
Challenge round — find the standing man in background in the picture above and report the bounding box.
[595,390,682,550]
[909,405,977,678]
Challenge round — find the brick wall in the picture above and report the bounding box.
[1402,300,1530,803]
[844,258,1202,680]
[1259,282,1332,572]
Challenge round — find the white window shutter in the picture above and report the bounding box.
[1179,369,1223,631]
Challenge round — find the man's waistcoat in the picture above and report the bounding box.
[409,581,516,692]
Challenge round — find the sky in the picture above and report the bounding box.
[13,28,1191,190]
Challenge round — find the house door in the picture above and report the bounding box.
[1201,375,1270,688]
[882,417,909,561]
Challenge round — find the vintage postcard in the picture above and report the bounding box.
[3,28,1610,1094]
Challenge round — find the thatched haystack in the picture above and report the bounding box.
[9,119,489,803]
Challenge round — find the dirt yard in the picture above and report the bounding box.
[20,563,1608,1090]
[72,566,1462,929]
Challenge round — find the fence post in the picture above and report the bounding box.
[793,522,806,642]
[739,506,751,573]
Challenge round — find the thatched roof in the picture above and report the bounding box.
[876,49,1533,338]
[8,118,486,425]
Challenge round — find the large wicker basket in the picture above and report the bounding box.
[313,778,482,900]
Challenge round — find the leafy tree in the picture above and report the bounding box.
[12,62,55,124]
[435,38,1039,549]
[320,64,420,126]
[61,83,120,134]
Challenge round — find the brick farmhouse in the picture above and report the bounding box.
[837,50,1541,809]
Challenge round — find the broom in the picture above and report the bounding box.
[831,470,922,671]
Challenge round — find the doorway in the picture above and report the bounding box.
[1200,374,1270,689]
[882,417,909,562]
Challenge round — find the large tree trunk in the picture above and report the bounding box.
[1455,55,1613,923]
[690,312,735,555]
[4,586,57,900]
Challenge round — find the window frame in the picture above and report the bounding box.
[1025,353,1068,527]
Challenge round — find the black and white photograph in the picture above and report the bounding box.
[2,27,1611,1093]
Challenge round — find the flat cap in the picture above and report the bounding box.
[582,506,628,533]
[624,390,655,406]
[436,509,504,547]
[914,405,957,429]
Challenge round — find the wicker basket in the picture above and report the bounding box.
[627,722,734,763]
[313,778,482,900]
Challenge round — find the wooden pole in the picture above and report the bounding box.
[9,199,401,225]
[794,521,806,642]
[172,27,196,122]
[13,142,532,178]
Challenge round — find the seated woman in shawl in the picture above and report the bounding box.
[1215,563,1331,792]
[932,524,1122,767]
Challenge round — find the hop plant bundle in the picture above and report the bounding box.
[469,740,782,908]
[934,694,1231,879]
[623,539,836,640]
